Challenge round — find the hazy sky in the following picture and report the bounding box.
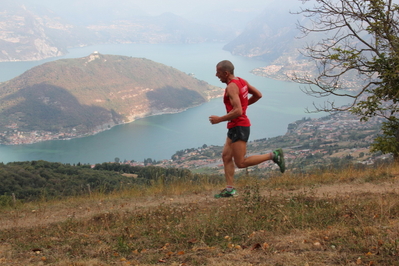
[24,0,279,16]
[135,0,275,16]
[21,0,399,20]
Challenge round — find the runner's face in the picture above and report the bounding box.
[216,66,229,84]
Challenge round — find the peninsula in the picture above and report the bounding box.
[0,53,223,145]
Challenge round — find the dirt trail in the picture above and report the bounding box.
[1,181,398,230]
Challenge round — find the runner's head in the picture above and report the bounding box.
[216,60,235,84]
[216,60,234,75]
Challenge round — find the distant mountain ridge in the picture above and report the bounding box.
[223,4,301,62]
[0,53,222,144]
[0,0,64,61]
[222,1,329,84]
[0,1,234,62]
[1,0,306,69]
[0,0,105,62]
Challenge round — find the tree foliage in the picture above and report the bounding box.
[293,0,399,159]
[0,160,199,203]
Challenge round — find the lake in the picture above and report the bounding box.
[0,43,346,164]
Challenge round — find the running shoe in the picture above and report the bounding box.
[214,188,237,198]
[273,148,285,173]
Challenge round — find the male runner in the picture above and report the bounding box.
[209,60,285,198]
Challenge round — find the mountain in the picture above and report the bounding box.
[0,1,235,62]
[0,0,64,61]
[0,53,222,144]
[88,12,233,44]
[0,0,102,62]
[222,1,350,86]
[223,1,305,62]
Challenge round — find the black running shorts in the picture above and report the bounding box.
[227,126,250,143]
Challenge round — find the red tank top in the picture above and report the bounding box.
[223,77,251,129]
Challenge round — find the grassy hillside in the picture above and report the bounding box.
[0,53,222,143]
[0,162,398,265]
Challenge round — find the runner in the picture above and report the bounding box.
[209,60,285,198]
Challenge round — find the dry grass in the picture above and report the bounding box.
[1,164,399,265]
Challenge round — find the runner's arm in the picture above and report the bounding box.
[247,82,262,105]
[209,83,242,124]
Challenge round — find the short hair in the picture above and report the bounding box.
[217,60,235,75]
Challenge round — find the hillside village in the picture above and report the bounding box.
[135,112,388,173]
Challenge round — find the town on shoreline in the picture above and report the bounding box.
[114,111,388,174]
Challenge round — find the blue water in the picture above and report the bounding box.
[0,43,347,164]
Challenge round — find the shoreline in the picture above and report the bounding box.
[0,99,219,146]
